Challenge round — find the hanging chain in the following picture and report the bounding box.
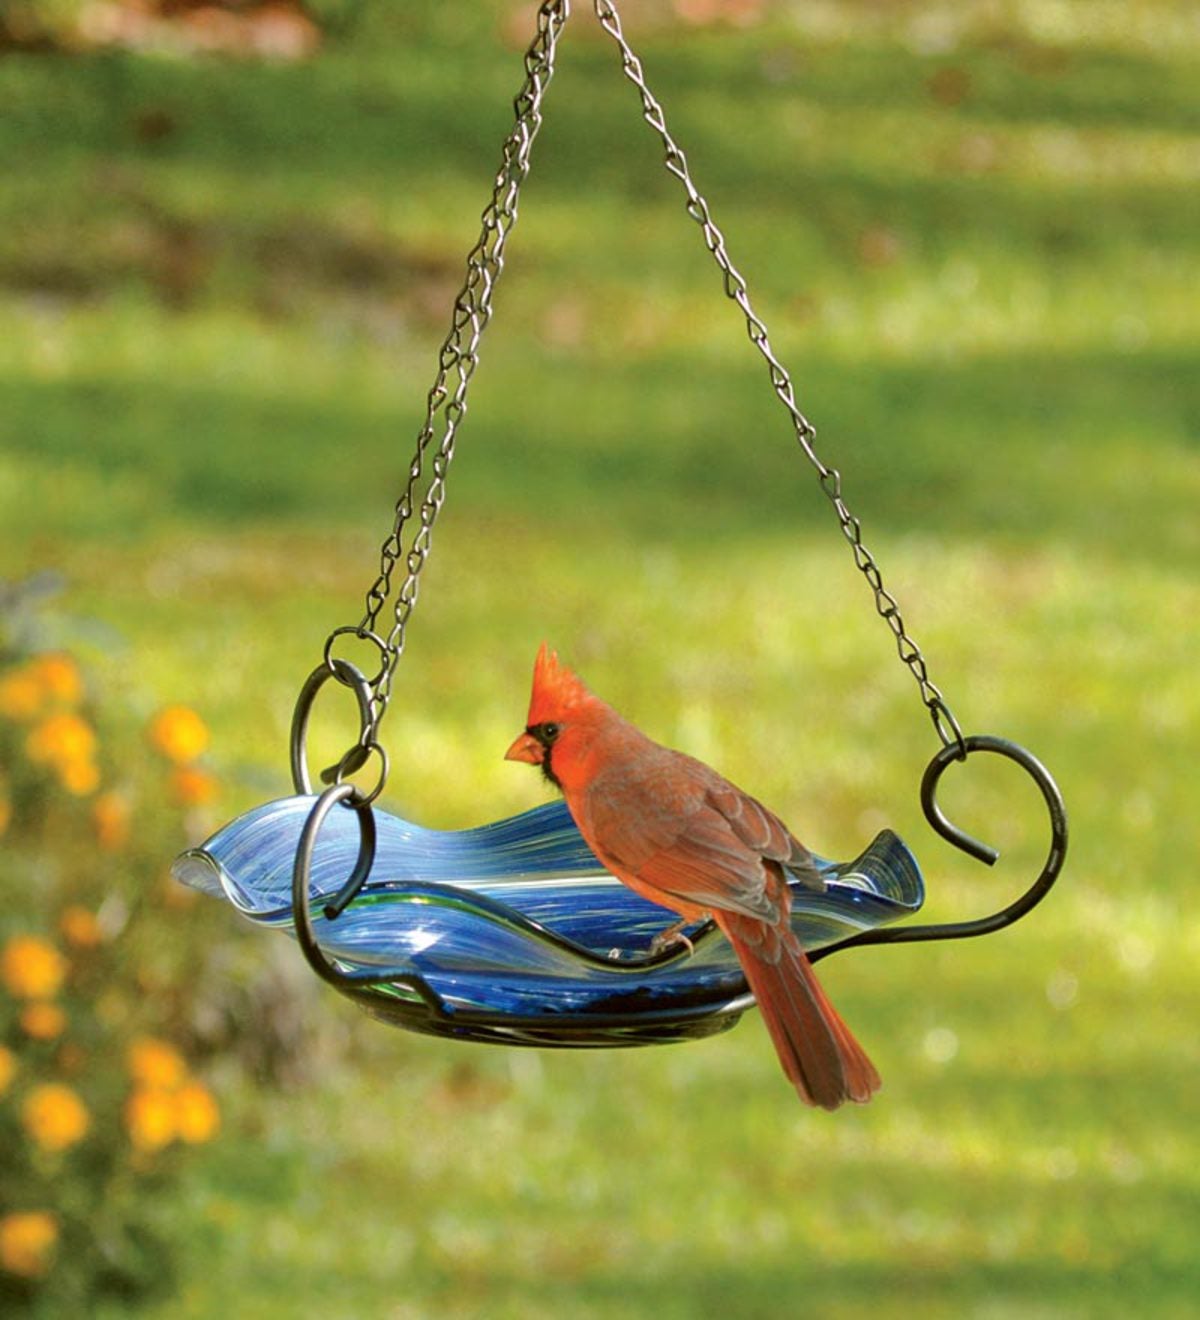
[591,0,965,754]
[313,0,965,787]
[319,0,572,752]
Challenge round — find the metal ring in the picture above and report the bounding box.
[291,783,378,987]
[813,733,1068,961]
[327,738,390,808]
[322,626,389,688]
[290,660,374,796]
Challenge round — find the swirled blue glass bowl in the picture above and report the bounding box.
[174,797,924,1047]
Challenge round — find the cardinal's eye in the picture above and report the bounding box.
[532,722,560,745]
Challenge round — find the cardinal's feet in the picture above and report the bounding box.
[649,918,702,958]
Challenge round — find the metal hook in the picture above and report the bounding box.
[813,734,1068,962]
[290,782,446,1013]
[290,659,375,797]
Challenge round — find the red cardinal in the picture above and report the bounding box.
[505,644,880,1109]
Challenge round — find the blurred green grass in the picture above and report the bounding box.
[2,1,1198,1316]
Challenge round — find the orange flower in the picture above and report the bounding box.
[0,667,44,721]
[1,936,67,999]
[0,1211,58,1279]
[169,765,219,806]
[22,1083,90,1153]
[125,1087,176,1152]
[29,652,84,707]
[0,788,10,838]
[20,1001,67,1041]
[0,1045,16,1096]
[60,905,104,949]
[174,1081,220,1143]
[148,706,209,765]
[127,1036,186,1089]
[91,788,131,850]
[25,712,97,768]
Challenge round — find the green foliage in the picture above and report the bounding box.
[1,1,1198,1315]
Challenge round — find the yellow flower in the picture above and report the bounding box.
[25,712,97,769]
[1,936,67,999]
[29,652,84,706]
[60,905,104,949]
[0,667,44,722]
[174,1081,220,1144]
[0,1045,16,1096]
[59,756,101,797]
[21,1082,90,1153]
[91,789,131,851]
[148,705,209,765]
[0,654,83,725]
[20,1001,67,1041]
[0,1211,58,1279]
[127,1036,186,1089]
[24,713,101,796]
[124,1087,177,1152]
[169,764,219,806]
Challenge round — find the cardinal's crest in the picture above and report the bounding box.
[527,642,595,723]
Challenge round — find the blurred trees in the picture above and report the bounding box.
[0,0,329,59]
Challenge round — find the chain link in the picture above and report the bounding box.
[330,0,572,739]
[591,0,964,754]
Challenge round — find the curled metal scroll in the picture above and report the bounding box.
[812,734,1068,963]
[290,781,443,1014]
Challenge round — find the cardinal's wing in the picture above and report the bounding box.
[583,752,813,923]
[703,776,826,893]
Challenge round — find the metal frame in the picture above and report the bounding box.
[287,729,1068,1041]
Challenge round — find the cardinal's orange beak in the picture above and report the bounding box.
[505,731,544,765]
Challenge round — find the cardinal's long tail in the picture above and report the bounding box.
[718,911,880,1110]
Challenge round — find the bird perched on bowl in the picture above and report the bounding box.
[506,644,880,1109]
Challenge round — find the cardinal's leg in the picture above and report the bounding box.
[649,916,705,958]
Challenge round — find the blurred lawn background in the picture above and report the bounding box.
[2,0,1198,1315]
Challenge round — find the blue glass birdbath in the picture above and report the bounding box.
[174,795,924,1047]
